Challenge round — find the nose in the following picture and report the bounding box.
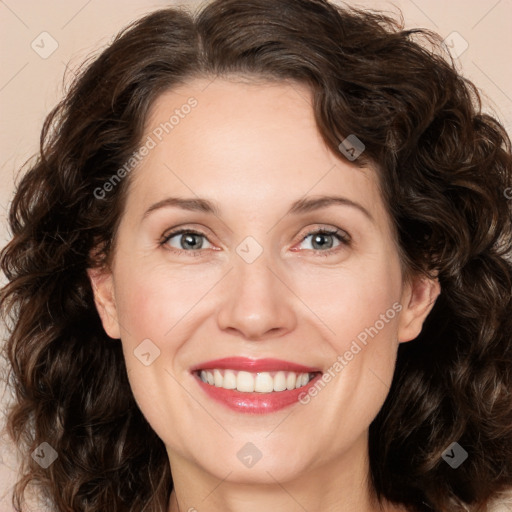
[216,253,297,341]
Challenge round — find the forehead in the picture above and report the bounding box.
[126,77,386,225]
[144,77,325,164]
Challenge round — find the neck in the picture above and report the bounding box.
[167,432,403,512]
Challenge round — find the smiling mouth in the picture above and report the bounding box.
[195,369,319,393]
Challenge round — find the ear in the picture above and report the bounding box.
[87,267,121,339]
[397,273,441,343]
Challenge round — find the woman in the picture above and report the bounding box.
[1,0,511,511]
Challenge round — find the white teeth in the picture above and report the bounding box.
[198,369,315,393]
[213,369,223,387]
[237,371,255,392]
[273,371,287,392]
[286,372,297,390]
[254,372,274,393]
[223,370,237,389]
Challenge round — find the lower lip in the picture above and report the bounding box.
[194,373,322,414]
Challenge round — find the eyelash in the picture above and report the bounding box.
[159,227,351,257]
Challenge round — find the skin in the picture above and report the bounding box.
[89,77,440,512]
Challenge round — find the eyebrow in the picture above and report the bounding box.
[143,195,374,222]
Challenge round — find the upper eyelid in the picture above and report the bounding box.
[160,225,213,241]
[161,225,350,247]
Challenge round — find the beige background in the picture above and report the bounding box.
[1,0,512,510]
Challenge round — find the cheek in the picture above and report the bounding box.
[293,253,403,352]
[113,261,219,342]
[292,251,403,422]
[111,269,193,445]
[110,261,225,429]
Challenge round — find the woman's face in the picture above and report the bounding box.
[90,77,438,487]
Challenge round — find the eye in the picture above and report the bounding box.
[160,229,214,255]
[160,226,351,257]
[294,228,351,256]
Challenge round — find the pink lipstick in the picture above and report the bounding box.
[191,357,322,414]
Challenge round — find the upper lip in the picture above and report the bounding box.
[190,357,321,373]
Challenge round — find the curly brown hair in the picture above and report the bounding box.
[1,0,512,511]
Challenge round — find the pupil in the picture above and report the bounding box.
[179,233,334,251]
[313,234,332,250]
[183,234,201,249]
